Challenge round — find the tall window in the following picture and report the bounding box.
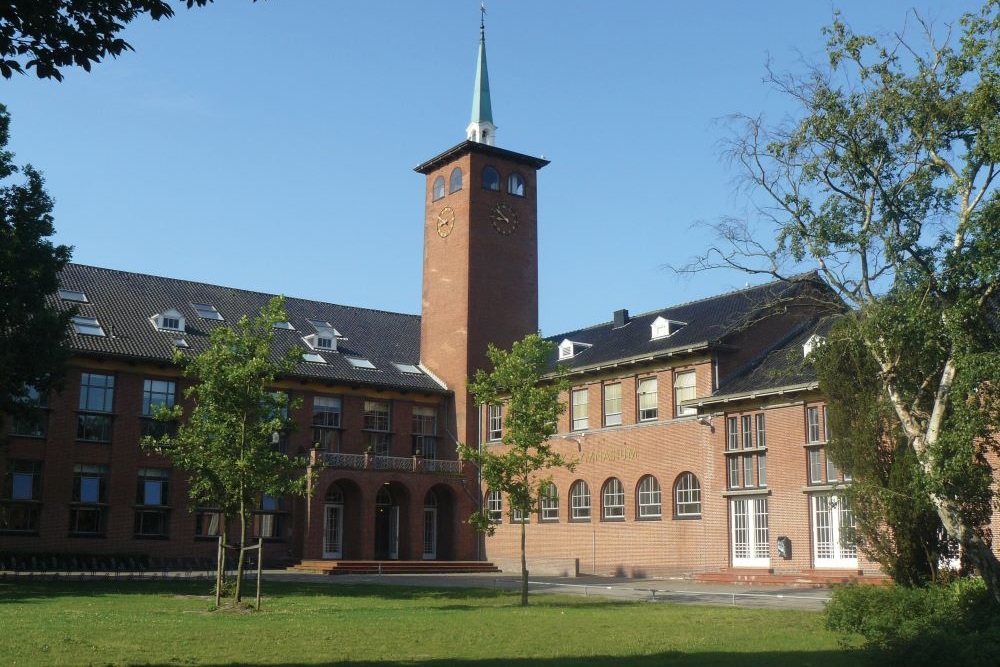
[70,464,108,534]
[637,378,658,421]
[486,489,502,523]
[10,386,47,437]
[636,475,661,519]
[312,396,342,451]
[726,417,739,450]
[570,480,591,521]
[448,167,463,193]
[412,406,438,458]
[135,468,169,537]
[364,400,391,455]
[481,166,500,191]
[539,483,559,521]
[732,497,769,566]
[812,494,857,567]
[674,472,701,518]
[254,495,285,539]
[808,449,824,483]
[603,383,622,426]
[1,460,42,532]
[141,379,176,437]
[78,373,114,441]
[728,457,741,489]
[674,371,696,416]
[807,406,822,442]
[571,389,589,430]
[756,414,766,448]
[741,415,753,448]
[508,172,525,196]
[432,175,445,200]
[601,478,625,520]
[488,404,503,441]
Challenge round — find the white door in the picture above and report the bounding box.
[323,503,343,559]
[423,508,437,560]
[388,506,400,560]
[732,497,769,567]
[812,494,857,568]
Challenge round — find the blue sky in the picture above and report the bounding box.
[3,0,981,335]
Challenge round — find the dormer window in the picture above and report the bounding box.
[651,316,686,340]
[315,336,333,349]
[59,289,88,302]
[71,316,106,337]
[192,303,223,320]
[303,331,337,352]
[558,339,592,360]
[803,334,826,358]
[150,309,186,332]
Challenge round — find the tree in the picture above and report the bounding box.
[457,334,573,607]
[0,0,252,81]
[684,1,1000,598]
[143,296,307,607]
[0,104,73,435]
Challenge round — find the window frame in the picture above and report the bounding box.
[77,372,115,442]
[674,370,696,417]
[70,464,108,535]
[603,383,622,427]
[487,404,503,441]
[571,388,589,431]
[312,396,343,451]
[486,489,502,523]
[1,460,43,533]
[601,478,625,521]
[411,405,438,458]
[636,475,662,519]
[481,165,500,191]
[674,472,702,518]
[449,167,463,193]
[432,175,445,200]
[539,483,559,521]
[637,377,658,422]
[507,171,525,196]
[569,480,591,521]
[134,468,170,538]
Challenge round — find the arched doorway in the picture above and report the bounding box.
[423,490,438,560]
[374,486,399,560]
[323,484,344,559]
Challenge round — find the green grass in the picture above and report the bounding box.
[0,579,859,666]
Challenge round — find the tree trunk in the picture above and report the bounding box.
[520,515,528,607]
[931,492,1000,603]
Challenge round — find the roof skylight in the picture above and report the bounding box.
[58,289,88,302]
[192,303,223,320]
[302,352,327,364]
[393,363,423,374]
[71,316,106,337]
[346,357,377,370]
[173,338,190,348]
[273,321,295,330]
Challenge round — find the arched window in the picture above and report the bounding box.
[325,484,344,503]
[508,172,525,197]
[432,175,445,201]
[674,472,702,518]
[601,478,625,520]
[449,167,463,193]
[376,486,393,506]
[539,482,559,521]
[637,475,661,519]
[570,480,591,521]
[424,489,438,508]
[486,489,502,523]
[482,166,500,191]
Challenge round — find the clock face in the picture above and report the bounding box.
[436,206,455,238]
[490,203,519,236]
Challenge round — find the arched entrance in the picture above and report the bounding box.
[374,486,399,560]
[425,483,456,560]
[323,484,344,559]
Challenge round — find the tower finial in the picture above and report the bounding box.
[467,3,496,146]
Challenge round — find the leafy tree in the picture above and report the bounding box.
[0,0,253,81]
[0,104,72,434]
[457,334,572,607]
[143,296,307,606]
[685,1,1000,598]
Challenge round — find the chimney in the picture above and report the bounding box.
[613,309,630,329]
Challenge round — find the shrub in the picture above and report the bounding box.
[824,578,1000,666]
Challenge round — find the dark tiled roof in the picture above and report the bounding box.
[55,264,445,393]
[546,272,832,372]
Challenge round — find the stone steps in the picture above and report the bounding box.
[288,560,501,575]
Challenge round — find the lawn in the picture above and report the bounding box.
[0,579,859,666]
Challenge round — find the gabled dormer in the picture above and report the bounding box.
[650,316,686,340]
[302,322,341,352]
[803,333,826,358]
[150,308,186,332]
[558,339,592,360]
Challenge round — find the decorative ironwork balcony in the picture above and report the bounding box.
[311,451,462,475]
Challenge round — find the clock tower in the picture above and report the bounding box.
[416,16,549,448]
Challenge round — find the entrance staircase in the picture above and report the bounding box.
[288,560,501,575]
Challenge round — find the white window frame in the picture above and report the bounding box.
[570,481,591,521]
[674,472,701,517]
[602,478,625,520]
[571,388,589,430]
[603,383,622,427]
[539,483,559,521]
[807,406,822,442]
[636,475,661,518]
[812,493,857,568]
[674,371,696,416]
[487,404,503,441]
[637,378,658,422]
[731,496,769,567]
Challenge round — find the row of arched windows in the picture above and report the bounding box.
[432,166,526,201]
[486,473,701,523]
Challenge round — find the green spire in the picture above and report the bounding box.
[466,6,496,145]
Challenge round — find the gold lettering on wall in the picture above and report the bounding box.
[568,445,638,467]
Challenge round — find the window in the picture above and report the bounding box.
[508,172,525,196]
[412,406,438,458]
[826,454,841,483]
[70,464,108,534]
[728,456,741,489]
[141,378,176,438]
[674,472,701,518]
[539,483,559,521]
[674,371,696,416]
[302,353,326,364]
[757,454,767,487]
[488,404,503,441]
[10,386,47,437]
[482,166,500,191]
[570,480,591,521]
[449,167,463,193]
[731,497,769,566]
[808,448,824,483]
[650,316,686,340]
[393,363,423,375]
[486,489,502,523]
[347,357,376,370]
[312,396,342,451]
[1,461,42,532]
[135,468,169,537]
[812,494,857,567]
[432,175,445,200]
[603,383,622,426]
[364,400,391,455]
[741,415,753,448]
[150,309,185,332]
[254,495,285,539]
[58,289,88,302]
[195,508,223,538]
[71,316,106,336]
[726,417,739,450]
[601,478,625,520]
[755,413,766,448]
[637,378,658,421]
[636,475,661,519]
[78,372,114,441]
[807,406,822,442]
[743,454,755,487]
[191,303,223,320]
[272,321,295,330]
[571,389,589,430]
